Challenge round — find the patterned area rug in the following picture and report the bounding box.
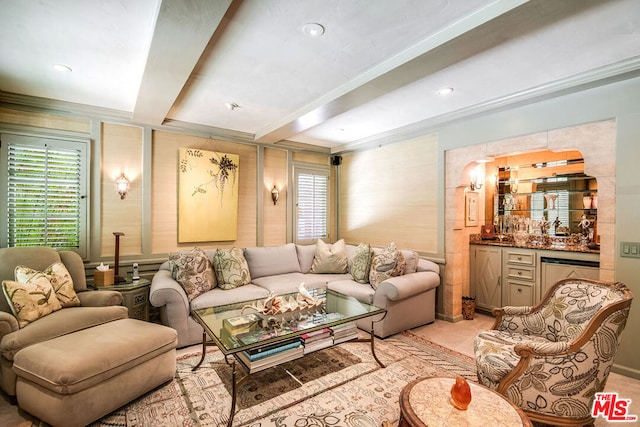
[93,331,477,427]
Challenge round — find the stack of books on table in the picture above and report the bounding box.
[300,328,333,354]
[331,322,358,344]
[236,338,303,373]
[222,313,261,335]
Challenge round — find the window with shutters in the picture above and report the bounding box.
[1,134,88,257]
[294,167,329,243]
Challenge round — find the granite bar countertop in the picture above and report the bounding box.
[469,233,600,254]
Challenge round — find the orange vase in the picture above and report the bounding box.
[450,376,472,410]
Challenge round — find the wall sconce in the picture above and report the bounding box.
[271,185,279,205]
[469,166,484,191]
[116,171,130,199]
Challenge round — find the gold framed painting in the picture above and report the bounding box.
[178,148,239,242]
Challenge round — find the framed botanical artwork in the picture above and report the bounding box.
[178,148,239,242]
[465,191,479,227]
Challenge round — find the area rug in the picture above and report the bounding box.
[93,332,477,427]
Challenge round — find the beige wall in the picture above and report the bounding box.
[100,123,143,257]
[263,147,288,246]
[151,131,259,253]
[0,108,307,262]
[339,134,438,253]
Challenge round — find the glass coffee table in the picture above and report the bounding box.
[191,287,386,426]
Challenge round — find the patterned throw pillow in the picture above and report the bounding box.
[369,242,406,288]
[15,262,81,308]
[212,248,251,290]
[168,247,216,301]
[310,239,348,274]
[349,243,371,284]
[2,278,63,328]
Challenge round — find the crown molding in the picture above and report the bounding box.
[332,55,640,154]
[0,91,132,121]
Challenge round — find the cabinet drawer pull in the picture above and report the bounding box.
[517,256,522,260]
[517,288,522,293]
[517,271,522,275]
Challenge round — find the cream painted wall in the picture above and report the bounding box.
[263,147,287,246]
[100,123,143,257]
[339,134,438,253]
[151,131,258,253]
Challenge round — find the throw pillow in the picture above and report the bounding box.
[310,239,348,274]
[369,242,406,288]
[15,262,81,308]
[168,247,216,301]
[2,278,62,328]
[212,247,251,290]
[401,250,420,274]
[349,243,372,284]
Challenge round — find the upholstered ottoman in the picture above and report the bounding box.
[12,318,177,427]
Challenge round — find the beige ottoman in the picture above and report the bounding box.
[12,318,177,427]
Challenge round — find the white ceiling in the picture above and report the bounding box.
[1,0,640,153]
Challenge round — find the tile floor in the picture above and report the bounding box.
[1,313,638,426]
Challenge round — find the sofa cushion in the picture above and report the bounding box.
[169,247,216,301]
[349,243,372,284]
[310,239,348,274]
[15,262,80,308]
[328,280,375,304]
[244,243,301,279]
[190,284,269,310]
[2,279,62,328]
[251,272,310,295]
[296,244,316,273]
[369,242,406,288]
[212,247,251,290]
[0,305,128,360]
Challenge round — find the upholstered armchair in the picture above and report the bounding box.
[474,278,633,427]
[0,247,125,396]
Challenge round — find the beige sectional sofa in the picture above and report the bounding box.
[150,242,441,348]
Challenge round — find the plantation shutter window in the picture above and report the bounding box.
[2,134,88,256]
[296,170,328,242]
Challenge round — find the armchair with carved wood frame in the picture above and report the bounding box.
[474,278,633,427]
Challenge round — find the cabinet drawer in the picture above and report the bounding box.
[506,265,535,281]
[505,251,536,266]
[508,280,534,306]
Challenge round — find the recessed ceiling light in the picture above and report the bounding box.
[53,64,72,72]
[437,87,454,96]
[303,23,325,37]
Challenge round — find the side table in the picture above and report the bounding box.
[96,279,151,321]
[399,377,532,427]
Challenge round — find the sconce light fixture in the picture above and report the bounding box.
[116,171,130,199]
[469,166,484,191]
[271,185,279,205]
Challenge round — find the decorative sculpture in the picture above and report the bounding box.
[241,283,325,316]
[450,376,472,410]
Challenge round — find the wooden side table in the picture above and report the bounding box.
[96,279,151,321]
[399,377,532,427]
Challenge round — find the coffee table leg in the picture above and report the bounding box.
[192,331,207,371]
[369,325,385,368]
[228,359,238,427]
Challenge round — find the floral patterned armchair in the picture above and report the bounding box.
[474,278,633,426]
